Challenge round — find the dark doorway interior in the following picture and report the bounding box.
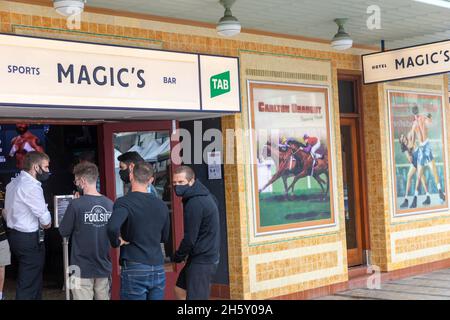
[0,124,98,297]
[179,118,230,287]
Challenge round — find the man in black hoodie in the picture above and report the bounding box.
[172,166,220,300]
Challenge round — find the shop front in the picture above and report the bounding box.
[0,32,240,299]
[2,0,450,301]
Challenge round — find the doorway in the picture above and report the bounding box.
[0,122,99,299]
[338,73,369,267]
[100,121,183,300]
[0,120,182,300]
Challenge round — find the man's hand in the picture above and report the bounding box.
[119,237,129,246]
[172,253,185,263]
[41,223,51,229]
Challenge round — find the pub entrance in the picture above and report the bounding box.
[0,120,183,300]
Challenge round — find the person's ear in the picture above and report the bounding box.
[129,170,135,183]
[129,163,135,171]
[149,177,155,185]
[188,179,195,186]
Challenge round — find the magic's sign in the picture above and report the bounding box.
[362,40,450,84]
[0,34,241,113]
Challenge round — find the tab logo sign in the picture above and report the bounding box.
[210,71,230,98]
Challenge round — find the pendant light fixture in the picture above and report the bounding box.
[331,18,353,50]
[217,0,241,37]
[53,0,85,17]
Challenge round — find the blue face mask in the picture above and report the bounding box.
[175,184,190,197]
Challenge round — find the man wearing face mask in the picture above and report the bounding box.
[9,123,44,170]
[172,166,220,300]
[107,162,170,300]
[3,151,52,300]
[117,152,158,196]
[59,162,113,300]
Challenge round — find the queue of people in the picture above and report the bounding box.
[0,151,220,300]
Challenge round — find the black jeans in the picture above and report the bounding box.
[176,259,219,300]
[7,229,45,300]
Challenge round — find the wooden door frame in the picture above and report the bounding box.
[340,117,364,266]
[100,120,183,300]
[338,70,370,265]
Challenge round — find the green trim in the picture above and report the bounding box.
[238,49,332,62]
[11,24,163,45]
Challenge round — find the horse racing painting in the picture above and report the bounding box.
[249,81,336,235]
[388,90,449,216]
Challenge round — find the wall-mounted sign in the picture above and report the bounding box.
[362,40,450,84]
[0,34,240,113]
[207,151,222,180]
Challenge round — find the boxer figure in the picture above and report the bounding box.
[9,124,44,169]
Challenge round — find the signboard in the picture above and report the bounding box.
[0,34,240,113]
[362,40,450,84]
[54,195,74,228]
[207,151,222,180]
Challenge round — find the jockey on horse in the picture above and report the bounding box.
[284,134,322,176]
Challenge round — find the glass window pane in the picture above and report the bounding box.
[338,80,356,114]
[341,125,358,249]
[113,130,173,261]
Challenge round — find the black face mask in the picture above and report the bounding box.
[36,166,50,182]
[175,184,190,197]
[119,168,131,184]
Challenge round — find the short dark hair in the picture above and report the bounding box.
[132,162,154,184]
[23,151,49,171]
[412,105,419,115]
[73,162,99,184]
[117,151,144,165]
[174,166,195,181]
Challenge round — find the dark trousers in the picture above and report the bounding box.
[176,260,218,300]
[7,229,45,300]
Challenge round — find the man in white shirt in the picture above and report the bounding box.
[4,151,52,300]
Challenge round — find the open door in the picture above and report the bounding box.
[340,118,364,266]
[99,120,183,300]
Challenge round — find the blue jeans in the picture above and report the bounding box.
[120,262,165,300]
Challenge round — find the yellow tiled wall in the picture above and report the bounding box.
[1,0,449,300]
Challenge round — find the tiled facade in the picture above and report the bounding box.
[1,0,450,300]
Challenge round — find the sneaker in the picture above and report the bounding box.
[400,199,409,208]
[422,196,431,205]
[410,196,417,208]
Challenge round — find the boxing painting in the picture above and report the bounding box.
[388,90,449,216]
[9,124,45,169]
